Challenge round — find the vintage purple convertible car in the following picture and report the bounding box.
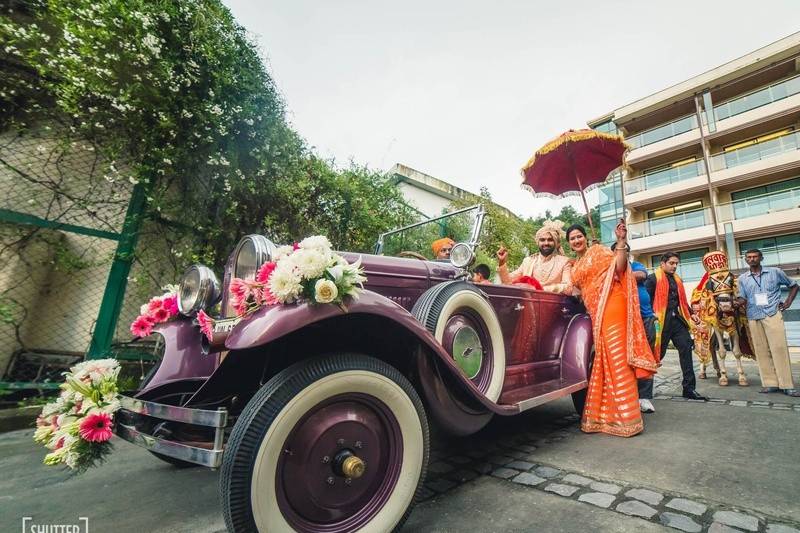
[115,205,593,532]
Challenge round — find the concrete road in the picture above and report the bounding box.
[1,354,798,533]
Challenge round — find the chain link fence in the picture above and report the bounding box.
[0,124,165,398]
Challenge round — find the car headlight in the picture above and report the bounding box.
[449,243,475,269]
[178,265,221,316]
[233,234,276,281]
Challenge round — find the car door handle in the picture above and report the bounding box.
[514,303,524,311]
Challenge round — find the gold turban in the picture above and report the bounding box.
[535,219,566,255]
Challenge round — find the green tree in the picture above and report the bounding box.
[0,0,415,284]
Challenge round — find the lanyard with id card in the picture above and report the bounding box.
[753,272,769,307]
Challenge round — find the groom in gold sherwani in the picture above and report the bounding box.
[497,219,572,293]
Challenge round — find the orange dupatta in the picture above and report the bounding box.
[572,245,658,437]
[652,268,692,357]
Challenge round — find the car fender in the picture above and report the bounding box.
[559,313,594,383]
[138,319,218,394]
[224,290,512,415]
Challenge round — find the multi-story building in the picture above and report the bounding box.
[589,32,800,344]
[391,163,517,219]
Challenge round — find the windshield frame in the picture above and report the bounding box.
[374,204,486,257]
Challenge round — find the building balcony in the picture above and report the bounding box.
[630,187,800,257]
[624,74,800,169]
[624,129,800,208]
[708,130,800,190]
[714,73,800,123]
[625,118,701,164]
[711,130,799,171]
[716,187,800,238]
[628,206,716,253]
[627,114,698,150]
[624,159,703,194]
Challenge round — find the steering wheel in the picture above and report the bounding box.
[398,251,428,261]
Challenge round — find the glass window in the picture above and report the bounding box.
[593,121,618,134]
[731,176,800,220]
[739,233,800,267]
[647,200,703,219]
[597,173,624,245]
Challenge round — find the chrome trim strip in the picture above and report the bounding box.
[115,423,223,468]
[118,395,228,428]
[515,381,587,412]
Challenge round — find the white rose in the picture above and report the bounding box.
[314,279,338,304]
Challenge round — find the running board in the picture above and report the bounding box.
[513,380,587,412]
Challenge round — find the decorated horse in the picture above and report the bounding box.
[690,251,754,386]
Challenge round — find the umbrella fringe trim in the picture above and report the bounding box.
[520,180,606,200]
[520,130,629,174]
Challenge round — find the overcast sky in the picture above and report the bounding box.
[222,0,799,218]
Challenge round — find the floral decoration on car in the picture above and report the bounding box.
[197,236,367,340]
[129,285,180,338]
[33,359,121,472]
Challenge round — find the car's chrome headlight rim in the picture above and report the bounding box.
[450,242,475,269]
[178,264,221,316]
[232,234,276,281]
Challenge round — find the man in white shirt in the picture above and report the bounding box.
[497,219,571,293]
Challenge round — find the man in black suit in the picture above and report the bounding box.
[645,252,708,401]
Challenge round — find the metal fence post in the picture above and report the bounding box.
[86,182,148,359]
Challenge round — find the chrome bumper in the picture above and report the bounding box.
[114,395,228,468]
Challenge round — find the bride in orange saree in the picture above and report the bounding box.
[567,220,658,437]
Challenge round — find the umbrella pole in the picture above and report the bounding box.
[574,173,597,240]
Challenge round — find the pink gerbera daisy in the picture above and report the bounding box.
[196,309,215,341]
[79,412,114,442]
[147,297,163,312]
[256,262,277,284]
[162,294,179,317]
[151,307,170,323]
[130,315,154,337]
[229,278,257,315]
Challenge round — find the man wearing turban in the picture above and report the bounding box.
[496,219,572,293]
[431,237,455,260]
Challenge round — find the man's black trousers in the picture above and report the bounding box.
[660,315,696,392]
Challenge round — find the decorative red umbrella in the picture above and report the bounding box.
[521,129,628,238]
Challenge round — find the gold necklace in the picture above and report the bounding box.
[533,254,559,282]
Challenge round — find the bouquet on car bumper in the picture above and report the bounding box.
[199,235,367,336]
[33,359,121,472]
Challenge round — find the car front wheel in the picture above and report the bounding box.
[220,353,429,533]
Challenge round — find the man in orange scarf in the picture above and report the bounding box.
[645,251,708,401]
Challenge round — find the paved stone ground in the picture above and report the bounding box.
[1,353,798,533]
[406,355,800,533]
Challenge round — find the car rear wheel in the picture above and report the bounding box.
[413,281,505,401]
[220,353,429,533]
[571,349,595,417]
